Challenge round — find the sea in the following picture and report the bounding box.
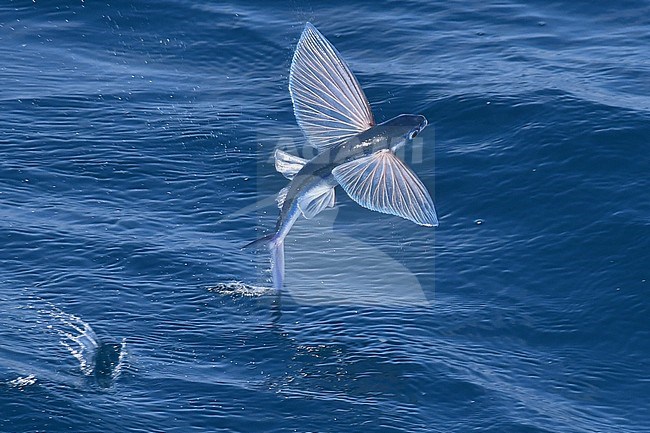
[1,1,648,432]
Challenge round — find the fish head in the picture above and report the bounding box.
[379,114,428,152]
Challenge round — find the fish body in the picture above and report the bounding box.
[247,24,438,290]
[279,114,428,232]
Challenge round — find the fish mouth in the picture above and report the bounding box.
[408,116,428,140]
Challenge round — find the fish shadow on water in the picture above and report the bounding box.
[239,206,433,309]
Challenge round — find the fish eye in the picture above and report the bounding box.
[408,130,418,140]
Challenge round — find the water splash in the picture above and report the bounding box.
[207,281,275,297]
[30,298,126,386]
[5,374,37,390]
[51,311,100,376]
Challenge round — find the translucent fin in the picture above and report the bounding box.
[275,149,308,180]
[298,184,336,219]
[243,233,275,250]
[277,186,289,209]
[332,150,438,227]
[289,23,375,151]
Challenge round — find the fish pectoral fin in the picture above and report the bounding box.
[289,23,375,152]
[275,149,308,180]
[332,150,438,227]
[277,186,290,209]
[298,185,336,219]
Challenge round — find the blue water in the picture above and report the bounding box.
[1,1,648,432]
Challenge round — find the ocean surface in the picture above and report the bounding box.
[1,1,648,432]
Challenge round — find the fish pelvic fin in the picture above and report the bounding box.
[277,186,289,209]
[298,185,336,219]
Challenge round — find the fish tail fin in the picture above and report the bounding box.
[242,233,276,250]
[269,237,285,292]
[243,233,285,291]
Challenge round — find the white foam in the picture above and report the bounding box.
[30,299,128,383]
[6,374,37,389]
[207,281,275,297]
[111,338,128,381]
[36,304,99,376]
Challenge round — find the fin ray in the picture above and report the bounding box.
[289,23,375,151]
[277,186,289,209]
[332,150,438,226]
[298,185,336,219]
